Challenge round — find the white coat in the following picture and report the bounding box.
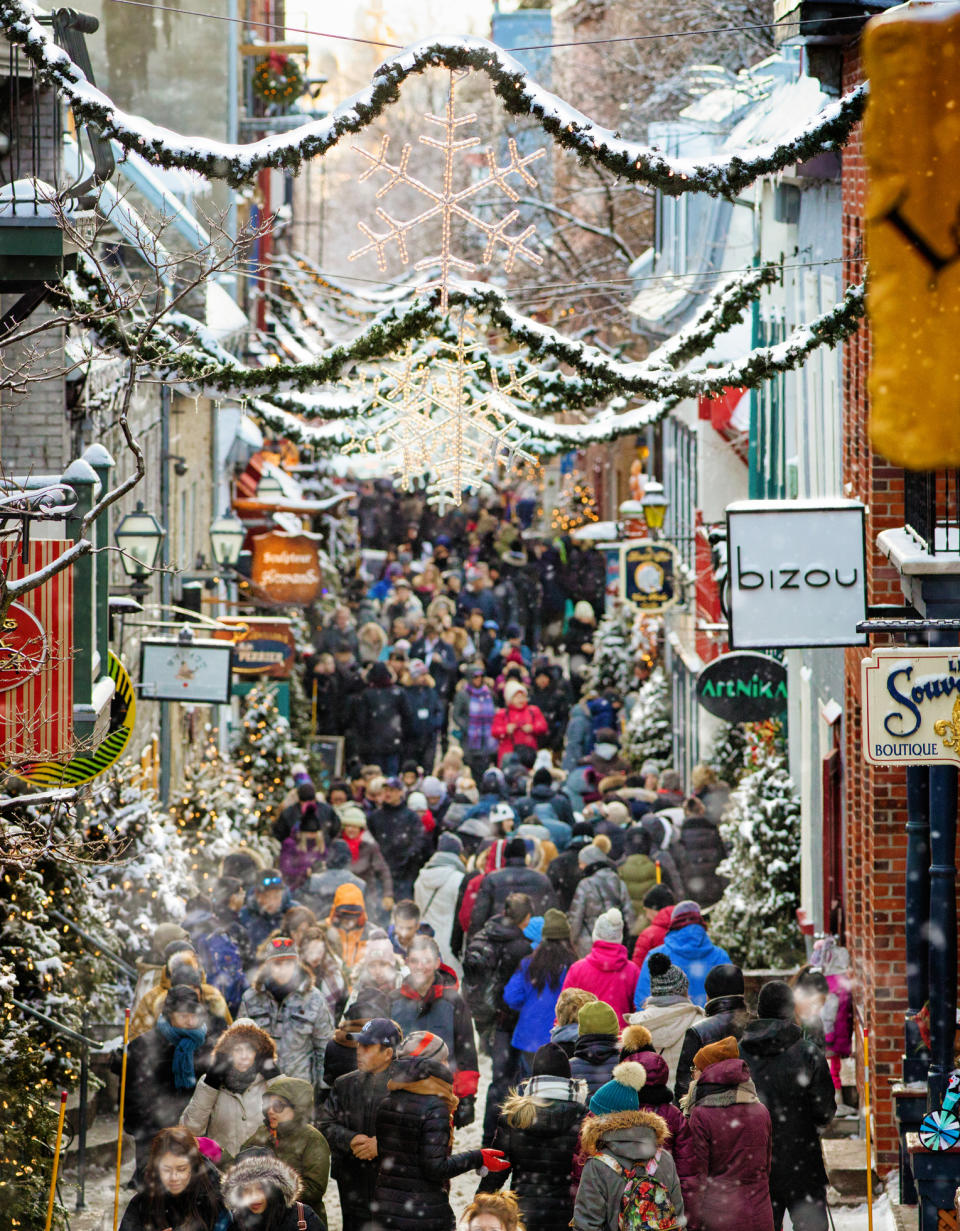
[414,850,466,976]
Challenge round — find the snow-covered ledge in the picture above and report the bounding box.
[878,527,960,575]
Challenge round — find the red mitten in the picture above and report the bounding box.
[452,1069,479,1098]
[480,1149,510,1173]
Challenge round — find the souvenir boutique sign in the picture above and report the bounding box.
[862,647,960,766]
[696,652,788,722]
[619,540,679,612]
[726,500,867,649]
[251,531,322,605]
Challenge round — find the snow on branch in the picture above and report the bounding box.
[0,1,866,195]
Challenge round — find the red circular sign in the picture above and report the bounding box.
[0,602,47,693]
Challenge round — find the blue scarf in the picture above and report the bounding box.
[156,1014,207,1089]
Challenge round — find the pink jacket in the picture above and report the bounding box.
[561,939,640,1026]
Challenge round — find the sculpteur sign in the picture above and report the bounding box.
[862,648,960,766]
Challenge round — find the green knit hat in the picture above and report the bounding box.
[578,999,619,1037]
[542,908,571,941]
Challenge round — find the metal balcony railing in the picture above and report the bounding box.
[904,469,960,555]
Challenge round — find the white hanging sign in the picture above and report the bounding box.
[139,636,233,704]
[862,647,960,766]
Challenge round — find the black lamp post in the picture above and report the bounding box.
[114,501,165,601]
[640,480,668,539]
[209,511,245,574]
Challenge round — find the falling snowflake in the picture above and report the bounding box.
[348,69,545,308]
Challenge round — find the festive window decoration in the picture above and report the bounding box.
[1,2,866,195]
[251,53,304,106]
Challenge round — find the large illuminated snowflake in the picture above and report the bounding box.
[348,69,545,309]
[344,317,539,509]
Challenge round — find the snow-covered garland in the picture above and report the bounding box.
[2,2,866,196]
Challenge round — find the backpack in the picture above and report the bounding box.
[533,800,559,826]
[461,926,501,1031]
[597,1151,680,1231]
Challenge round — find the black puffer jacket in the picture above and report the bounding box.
[368,802,431,891]
[318,1067,391,1215]
[479,1079,588,1231]
[569,1033,619,1098]
[739,1017,836,1201]
[547,846,585,912]
[123,1024,215,1150]
[353,684,406,763]
[674,994,753,1102]
[461,914,532,1034]
[674,815,727,907]
[468,858,557,933]
[273,798,341,844]
[372,1062,484,1231]
[388,977,479,1087]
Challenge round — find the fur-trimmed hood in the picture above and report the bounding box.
[222,1152,301,1212]
[213,1018,277,1063]
[580,1107,670,1157]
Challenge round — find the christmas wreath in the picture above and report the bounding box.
[252,53,304,105]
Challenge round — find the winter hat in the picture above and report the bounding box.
[592,833,612,855]
[437,832,464,855]
[592,908,624,944]
[555,987,598,1027]
[325,839,352,869]
[569,821,595,849]
[220,850,262,886]
[481,768,507,795]
[594,727,620,748]
[758,980,797,1022]
[368,662,393,687]
[339,805,368,830]
[693,1035,740,1072]
[589,1061,648,1114]
[668,900,705,930]
[648,951,689,997]
[164,984,202,1014]
[532,1042,572,1079]
[407,791,428,813]
[578,1000,619,1038]
[402,759,420,776]
[501,837,524,862]
[542,908,571,941]
[573,601,595,623]
[643,885,675,911]
[578,844,608,869]
[532,767,554,789]
[393,1030,450,1073]
[298,809,322,833]
[490,802,517,829]
[618,1023,654,1059]
[152,922,188,955]
[704,963,745,1001]
[604,801,631,827]
[622,828,652,858]
[458,816,494,841]
[504,679,528,706]
[163,939,197,966]
[422,775,445,801]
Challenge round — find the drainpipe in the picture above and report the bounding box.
[81,443,115,677]
[226,0,239,249]
[159,385,172,803]
[904,766,931,1083]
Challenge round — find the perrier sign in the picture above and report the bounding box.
[696,652,788,722]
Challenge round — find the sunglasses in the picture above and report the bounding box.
[269,937,295,952]
[260,876,282,888]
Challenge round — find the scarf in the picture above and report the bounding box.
[681,1072,760,1114]
[522,1074,587,1104]
[466,685,496,752]
[156,1014,207,1090]
[224,1062,260,1094]
[342,832,362,861]
[388,1075,459,1146]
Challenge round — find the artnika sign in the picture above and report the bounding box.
[251,531,321,605]
[862,647,960,766]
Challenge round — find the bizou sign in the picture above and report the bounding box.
[726,500,867,649]
[862,648,960,766]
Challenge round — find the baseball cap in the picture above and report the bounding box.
[384,776,403,790]
[349,1017,403,1048]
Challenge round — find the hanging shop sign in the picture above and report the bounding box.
[211,617,297,678]
[0,602,47,692]
[600,543,621,611]
[15,651,135,787]
[696,652,788,722]
[726,500,867,649]
[140,635,233,704]
[251,530,321,605]
[619,539,679,612]
[861,647,960,767]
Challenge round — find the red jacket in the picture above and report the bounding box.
[491,704,548,764]
[632,904,675,968]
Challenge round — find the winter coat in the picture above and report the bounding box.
[118,1175,229,1231]
[627,1051,699,1220]
[568,1033,621,1099]
[547,846,585,912]
[529,678,572,750]
[239,964,335,1088]
[240,889,296,954]
[634,925,732,1008]
[300,867,368,921]
[124,1021,216,1150]
[317,1067,391,1218]
[574,1108,684,1231]
[618,854,658,935]
[640,817,686,902]
[561,939,641,1027]
[568,862,637,957]
[341,830,394,902]
[631,906,675,970]
[674,995,753,1104]
[414,851,467,973]
[402,678,445,745]
[368,802,431,893]
[550,1019,580,1058]
[462,914,532,1036]
[372,1070,484,1231]
[823,969,854,1059]
[240,1075,330,1216]
[180,1023,277,1160]
[503,953,572,1053]
[130,967,232,1042]
[520,788,574,850]
[388,976,480,1094]
[468,857,557,934]
[480,1076,589,1231]
[674,816,727,908]
[562,703,595,772]
[279,836,327,891]
[491,703,548,764]
[739,1018,836,1202]
[274,799,340,845]
[451,684,499,756]
[627,998,705,1093]
[353,683,407,763]
[221,1152,325,1231]
[195,924,249,1017]
[410,636,458,700]
[687,1058,773,1231]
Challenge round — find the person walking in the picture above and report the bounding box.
[221,1150,326,1230]
[118,1126,229,1231]
[616,829,658,938]
[633,900,732,1008]
[631,885,675,969]
[568,1000,622,1099]
[415,832,468,975]
[502,909,577,1073]
[336,805,394,910]
[627,953,704,1094]
[238,1075,330,1215]
[354,663,407,776]
[371,1032,507,1231]
[568,844,636,958]
[739,981,836,1231]
[452,665,501,783]
[684,1037,774,1231]
[674,963,752,1103]
[491,681,548,766]
[368,777,431,903]
[561,909,640,1027]
[468,837,557,934]
[673,797,727,907]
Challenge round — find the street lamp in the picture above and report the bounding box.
[209,511,246,572]
[115,501,165,600]
[256,473,286,502]
[640,480,669,538]
[618,498,646,538]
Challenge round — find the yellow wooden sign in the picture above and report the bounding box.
[864,6,960,469]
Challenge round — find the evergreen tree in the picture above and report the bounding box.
[710,753,804,968]
[551,477,599,533]
[622,666,673,769]
[709,721,750,786]
[231,682,308,820]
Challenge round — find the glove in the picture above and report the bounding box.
[453,1096,475,1128]
[480,1149,510,1173]
[381,896,395,912]
[259,1058,280,1081]
[203,1059,227,1090]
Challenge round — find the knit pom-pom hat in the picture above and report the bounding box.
[618,1023,654,1058]
[648,950,689,997]
[588,1061,648,1114]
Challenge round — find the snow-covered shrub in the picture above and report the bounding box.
[622,666,673,770]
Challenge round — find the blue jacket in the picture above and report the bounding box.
[633,924,732,1008]
[562,703,595,772]
[503,955,569,1053]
